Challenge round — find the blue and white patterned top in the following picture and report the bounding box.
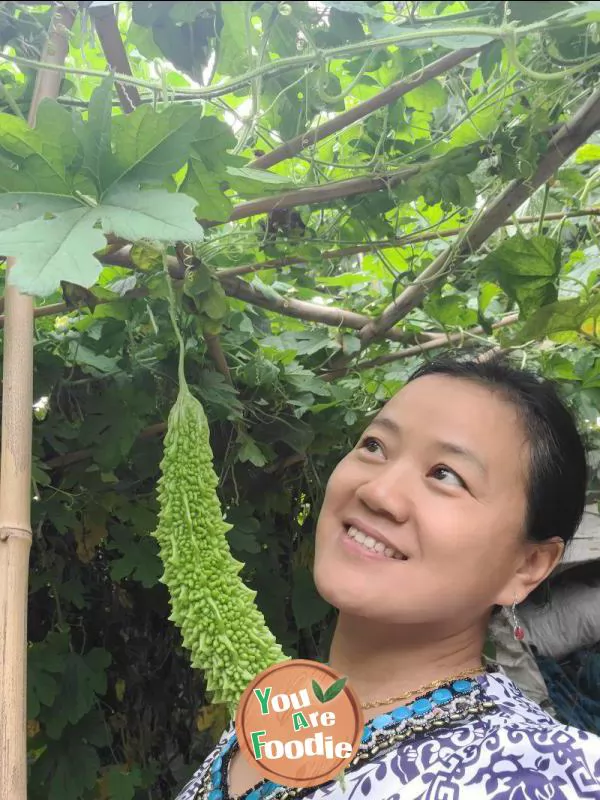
[176,672,600,800]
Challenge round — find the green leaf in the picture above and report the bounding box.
[225,166,294,197]
[292,566,331,629]
[106,767,144,800]
[82,75,114,192]
[107,528,163,588]
[0,204,106,296]
[478,234,562,316]
[575,143,600,163]
[99,184,205,242]
[217,2,253,74]
[1,184,202,295]
[227,526,262,554]
[201,286,229,320]
[251,275,285,302]
[479,40,505,81]
[238,434,268,467]
[0,110,71,193]
[511,296,600,343]
[35,99,81,172]
[0,192,80,232]
[312,679,326,703]
[130,242,163,271]
[195,116,237,156]
[31,711,109,800]
[184,262,213,296]
[404,79,447,111]
[43,648,112,738]
[435,95,499,153]
[67,341,119,374]
[106,104,203,191]
[323,677,348,702]
[181,158,232,221]
[28,634,68,718]
[194,370,244,420]
[342,334,361,355]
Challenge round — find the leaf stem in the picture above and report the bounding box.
[163,251,188,391]
[537,183,550,236]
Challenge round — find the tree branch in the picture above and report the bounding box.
[359,87,600,345]
[249,48,479,171]
[201,166,421,228]
[322,313,519,380]
[90,4,141,113]
[0,289,149,329]
[0,270,418,344]
[218,275,410,341]
[215,208,600,278]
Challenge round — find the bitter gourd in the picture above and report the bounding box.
[151,284,287,713]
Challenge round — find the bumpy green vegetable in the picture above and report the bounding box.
[151,287,287,712]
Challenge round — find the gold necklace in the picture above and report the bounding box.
[360,666,486,710]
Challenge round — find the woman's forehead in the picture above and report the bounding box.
[382,374,527,447]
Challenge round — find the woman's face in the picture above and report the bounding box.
[313,374,535,628]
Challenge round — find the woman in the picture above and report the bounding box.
[176,354,600,800]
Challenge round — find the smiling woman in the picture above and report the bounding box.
[177,353,600,800]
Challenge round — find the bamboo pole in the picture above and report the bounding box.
[0,7,76,800]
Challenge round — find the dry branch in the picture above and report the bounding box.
[215,208,600,278]
[219,274,410,341]
[0,8,75,799]
[0,277,418,344]
[249,48,479,171]
[202,165,421,228]
[90,4,141,112]
[94,249,420,343]
[322,313,519,380]
[360,88,600,345]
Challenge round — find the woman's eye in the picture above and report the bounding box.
[430,465,466,488]
[359,436,383,455]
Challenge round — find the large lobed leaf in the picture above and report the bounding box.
[0,102,76,194]
[0,185,204,296]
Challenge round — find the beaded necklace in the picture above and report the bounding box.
[193,675,496,800]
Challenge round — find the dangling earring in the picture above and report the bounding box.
[511,597,525,641]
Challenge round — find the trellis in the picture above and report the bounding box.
[1,3,600,797]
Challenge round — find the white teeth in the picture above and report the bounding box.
[346,526,406,560]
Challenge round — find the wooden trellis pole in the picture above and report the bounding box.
[0,6,75,799]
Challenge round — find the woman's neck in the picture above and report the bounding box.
[327,612,488,716]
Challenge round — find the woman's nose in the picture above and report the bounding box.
[354,464,413,522]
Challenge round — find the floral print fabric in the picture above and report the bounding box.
[176,672,600,800]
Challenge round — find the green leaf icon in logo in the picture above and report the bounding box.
[312,676,348,703]
[312,679,326,703]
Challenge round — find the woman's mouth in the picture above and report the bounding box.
[343,525,408,561]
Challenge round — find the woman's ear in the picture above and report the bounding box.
[495,537,565,606]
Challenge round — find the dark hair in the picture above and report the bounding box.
[406,352,588,548]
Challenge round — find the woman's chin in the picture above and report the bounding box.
[314,568,371,614]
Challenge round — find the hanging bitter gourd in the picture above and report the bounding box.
[151,282,287,713]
